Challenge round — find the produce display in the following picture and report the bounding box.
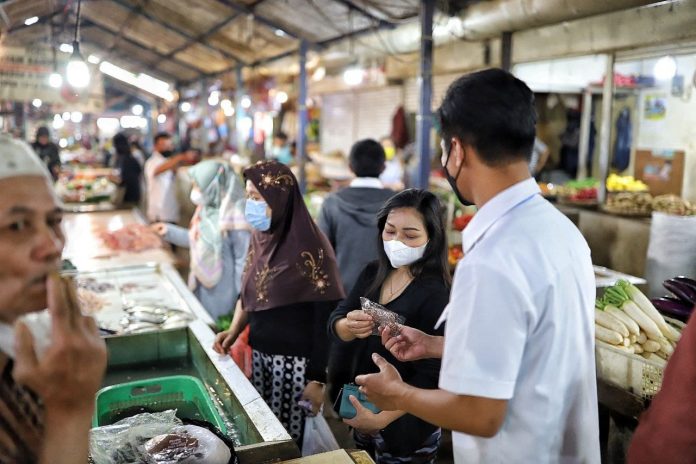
[595,280,681,367]
[651,276,696,322]
[452,213,474,231]
[55,177,117,204]
[558,178,599,204]
[606,174,649,192]
[652,194,696,216]
[100,224,163,252]
[448,245,464,267]
[604,192,653,216]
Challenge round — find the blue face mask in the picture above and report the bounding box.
[245,199,271,231]
[272,146,292,165]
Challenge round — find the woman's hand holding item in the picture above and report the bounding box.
[150,222,168,236]
[343,396,388,433]
[337,310,374,341]
[213,329,239,355]
[301,381,325,416]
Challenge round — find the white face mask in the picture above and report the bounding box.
[190,188,203,206]
[383,240,427,268]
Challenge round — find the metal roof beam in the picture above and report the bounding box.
[81,19,205,76]
[109,0,245,64]
[163,12,242,61]
[331,0,397,29]
[6,7,65,33]
[213,0,303,41]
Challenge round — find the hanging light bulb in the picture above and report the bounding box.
[49,72,63,88]
[66,42,91,88]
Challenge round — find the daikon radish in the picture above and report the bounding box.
[642,340,661,353]
[629,334,637,344]
[658,338,674,356]
[614,345,635,354]
[632,344,643,354]
[605,305,640,336]
[621,300,663,341]
[595,324,623,345]
[595,309,629,337]
[622,281,680,342]
[646,353,667,367]
[637,331,647,344]
[655,350,669,360]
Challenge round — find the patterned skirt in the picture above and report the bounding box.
[251,349,309,442]
[354,428,442,464]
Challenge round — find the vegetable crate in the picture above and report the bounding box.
[93,375,227,433]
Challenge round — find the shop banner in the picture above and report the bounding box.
[0,45,104,113]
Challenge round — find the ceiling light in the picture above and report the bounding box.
[157,114,167,124]
[87,54,101,64]
[99,61,173,100]
[96,117,120,132]
[241,96,251,109]
[654,56,677,81]
[49,72,63,88]
[180,101,192,112]
[59,43,73,54]
[208,90,220,106]
[24,16,39,26]
[312,66,326,82]
[221,99,233,109]
[32,99,42,108]
[120,115,148,129]
[223,105,235,117]
[66,42,91,88]
[62,112,70,120]
[52,114,65,129]
[343,67,364,86]
[276,91,288,104]
[70,111,83,123]
[274,29,286,37]
[132,104,144,116]
[59,138,68,148]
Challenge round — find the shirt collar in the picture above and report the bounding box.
[350,177,384,189]
[462,178,540,253]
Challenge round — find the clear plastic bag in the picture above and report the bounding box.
[360,297,405,336]
[301,414,340,456]
[90,410,183,464]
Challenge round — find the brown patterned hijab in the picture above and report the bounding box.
[241,161,345,311]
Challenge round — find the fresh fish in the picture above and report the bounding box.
[124,311,167,324]
[121,322,159,334]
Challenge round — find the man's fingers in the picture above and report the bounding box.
[348,395,368,414]
[61,276,81,328]
[355,373,370,387]
[347,312,373,322]
[47,273,72,333]
[13,322,38,382]
[81,315,99,336]
[372,353,388,370]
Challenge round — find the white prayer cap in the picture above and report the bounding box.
[0,133,51,180]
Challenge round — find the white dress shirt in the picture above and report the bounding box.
[350,177,385,189]
[437,178,599,464]
[145,151,180,223]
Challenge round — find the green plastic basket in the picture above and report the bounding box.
[93,375,226,434]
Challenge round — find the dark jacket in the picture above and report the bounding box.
[318,186,394,295]
[115,153,143,204]
[31,142,61,180]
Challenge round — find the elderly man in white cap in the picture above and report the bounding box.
[0,134,106,463]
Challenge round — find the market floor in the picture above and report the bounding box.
[324,410,455,463]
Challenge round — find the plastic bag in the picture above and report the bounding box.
[360,297,405,336]
[645,212,696,297]
[90,410,183,464]
[229,325,252,378]
[301,414,340,456]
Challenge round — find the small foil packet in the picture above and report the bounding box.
[360,297,405,336]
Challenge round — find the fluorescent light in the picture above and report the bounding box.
[59,43,73,54]
[221,99,233,109]
[274,29,286,37]
[241,96,251,109]
[49,72,63,88]
[62,112,70,120]
[343,67,364,86]
[208,90,220,106]
[120,115,147,129]
[157,114,167,124]
[654,56,677,81]
[66,45,91,89]
[70,111,83,123]
[180,101,192,112]
[96,117,120,132]
[312,66,326,82]
[132,104,144,116]
[276,91,288,104]
[99,61,174,101]
[24,16,39,26]
[87,54,101,64]
[52,114,64,129]
[32,99,42,108]
[59,138,68,148]
[223,106,235,117]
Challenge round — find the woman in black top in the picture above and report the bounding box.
[329,189,450,464]
[112,132,142,204]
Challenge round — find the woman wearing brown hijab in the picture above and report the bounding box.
[213,161,345,442]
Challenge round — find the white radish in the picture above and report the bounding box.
[646,353,667,367]
[595,324,623,345]
[595,309,629,337]
[623,337,631,347]
[629,334,637,344]
[633,344,643,354]
[614,345,635,354]
[658,338,674,356]
[621,301,663,341]
[655,350,669,360]
[606,305,640,336]
[625,284,680,342]
[642,340,661,353]
[637,331,647,344]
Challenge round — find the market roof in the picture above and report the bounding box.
[0,0,422,85]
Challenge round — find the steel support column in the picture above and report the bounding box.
[501,31,512,71]
[577,88,593,180]
[235,65,246,155]
[415,0,434,190]
[598,54,615,203]
[297,39,308,194]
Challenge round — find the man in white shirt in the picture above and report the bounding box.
[144,132,194,223]
[356,69,600,463]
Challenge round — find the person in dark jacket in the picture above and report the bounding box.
[112,132,142,205]
[328,189,450,463]
[318,139,395,405]
[31,126,61,180]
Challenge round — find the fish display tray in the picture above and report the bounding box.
[94,375,227,433]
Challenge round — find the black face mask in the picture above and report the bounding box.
[442,141,474,207]
[161,150,174,158]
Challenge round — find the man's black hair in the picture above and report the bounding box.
[437,68,536,167]
[275,132,288,142]
[154,132,171,144]
[349,139,386,178]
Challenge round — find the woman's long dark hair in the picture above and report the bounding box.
[366,189,451,298]
[112,132,131,157]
